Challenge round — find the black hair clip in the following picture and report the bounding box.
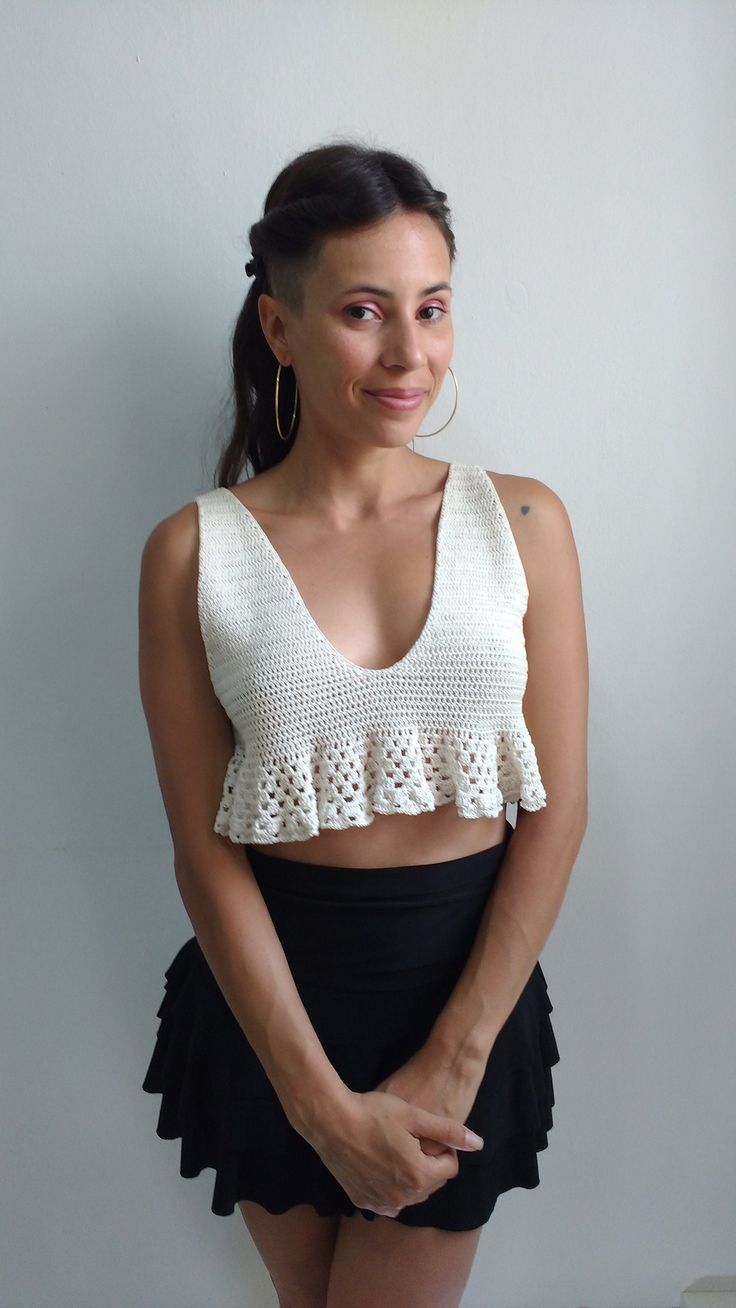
[244,253,263,279]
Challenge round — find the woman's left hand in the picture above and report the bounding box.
[373,1043,487,1157]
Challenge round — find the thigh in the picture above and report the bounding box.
[326,1213,484,1308]
[238,1200,340,1308]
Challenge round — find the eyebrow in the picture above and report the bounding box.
[340,282,452,298]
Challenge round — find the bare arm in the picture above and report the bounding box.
[426,478,589,1070]
[138,504,350,1146]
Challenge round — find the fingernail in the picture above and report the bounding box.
[466,1130,484,1149]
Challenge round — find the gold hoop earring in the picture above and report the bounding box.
[275,362,299,442]
[413,366,458,440]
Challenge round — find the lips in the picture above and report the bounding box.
[366,388,426,398]
[365,388,427,413]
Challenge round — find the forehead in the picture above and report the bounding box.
[315,211,449,281]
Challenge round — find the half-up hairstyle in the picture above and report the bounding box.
[214,139,456,486]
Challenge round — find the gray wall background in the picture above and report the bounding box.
[2,2,734,1306]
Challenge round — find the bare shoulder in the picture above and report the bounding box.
[137,496,243,868]
[484,469,567,531]
[137,501,203,651]
[140,499,199,580]
[223,467,285,513]
[485,471,588,819]
[484,470,578,590]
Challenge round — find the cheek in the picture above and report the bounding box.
[329,336,372,381]
[332,327,370,361]
[436,325,454,364]
[300,344,365,404]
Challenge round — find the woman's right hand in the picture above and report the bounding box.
[305,1088,484,1218]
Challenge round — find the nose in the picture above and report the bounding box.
[380,313,425,370]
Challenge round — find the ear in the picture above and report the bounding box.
[257,293,292,367]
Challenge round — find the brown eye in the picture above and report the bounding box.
[346,305,380,321]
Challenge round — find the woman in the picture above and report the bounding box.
[139,140,588,1308]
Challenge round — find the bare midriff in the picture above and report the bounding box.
[247,802,510,869]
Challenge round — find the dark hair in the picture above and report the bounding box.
[214,138,456,486]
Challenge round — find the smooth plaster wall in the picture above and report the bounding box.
[2,2,734,1305]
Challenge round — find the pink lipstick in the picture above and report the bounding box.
[365,388,426,412]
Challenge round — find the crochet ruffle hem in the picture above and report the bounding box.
[214,727,547,844]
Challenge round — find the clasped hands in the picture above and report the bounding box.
[373,1038,488,1159]
[302,1036,490,1218]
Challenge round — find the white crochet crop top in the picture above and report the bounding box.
[196,460,547,844]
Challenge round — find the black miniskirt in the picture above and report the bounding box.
[141,818,560,1231]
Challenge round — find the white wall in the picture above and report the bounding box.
[2,2,734,1305]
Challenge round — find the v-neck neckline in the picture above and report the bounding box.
[221,461,457,675]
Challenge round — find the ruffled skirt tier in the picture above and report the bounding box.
[142,820,560,1230]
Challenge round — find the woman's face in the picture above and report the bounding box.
[259,208,454,449]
